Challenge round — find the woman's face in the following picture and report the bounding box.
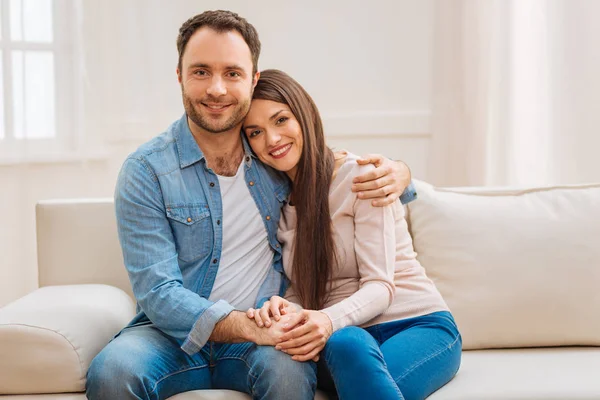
[243,99,303,180]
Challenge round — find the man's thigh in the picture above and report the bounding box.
[87,324,211,400]
[211,343,317,397]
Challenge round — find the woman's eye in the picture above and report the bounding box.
[276,117,288,124]
[249,130,261,137]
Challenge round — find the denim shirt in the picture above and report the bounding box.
[115,114,418,355]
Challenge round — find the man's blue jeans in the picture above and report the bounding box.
[86,323,317,400]
[319,311,461,400]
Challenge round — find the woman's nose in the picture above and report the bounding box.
[266,130,282,146]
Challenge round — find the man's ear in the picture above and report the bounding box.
[176,67,182,84]
[252,71,260,89]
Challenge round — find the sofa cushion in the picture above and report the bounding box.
[408,181,600,349]
[428,347,600,399]
[0,285,135,394]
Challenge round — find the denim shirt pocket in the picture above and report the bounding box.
[166,204,213,262]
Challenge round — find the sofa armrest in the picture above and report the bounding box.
[0,284,136,395]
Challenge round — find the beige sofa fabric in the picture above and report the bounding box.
[0,389,330,400]
[428,347,600,400]
[408,181,600,350]
[36,199,133,298]
[0,285,135,394]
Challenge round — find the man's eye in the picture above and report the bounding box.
[195,70,207,76]
[229,71,241,77]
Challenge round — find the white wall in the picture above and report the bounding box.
[549,1,600,184]
[0,0,434,306]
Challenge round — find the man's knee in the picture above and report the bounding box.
[86,339,150,399]
[250,346,316,396]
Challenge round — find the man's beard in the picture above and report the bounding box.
[182,87,252,134]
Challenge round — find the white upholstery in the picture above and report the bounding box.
[428,347,600,399]
[35,199,133,298]
[408,181,600,349]
[1,180,599,399]
[0,391,330,400]
[0,285,135,394]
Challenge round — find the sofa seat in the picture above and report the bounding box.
[429,347,600,400]
[2,348,598,399]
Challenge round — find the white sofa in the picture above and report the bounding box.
[1,180,600,399]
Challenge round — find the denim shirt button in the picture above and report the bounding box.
[249,181,254,186]
[266,215,271,221]
[217,220,221,225]
[212,259,218,264]
[246,156,250,162]
[276,244,280,248]
[187,217,192,222]
[209,182,215,187]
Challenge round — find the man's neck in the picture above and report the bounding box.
[189,118,245,177]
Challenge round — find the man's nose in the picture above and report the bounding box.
[207,76,227,97]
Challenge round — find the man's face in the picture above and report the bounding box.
[177,27,258,134]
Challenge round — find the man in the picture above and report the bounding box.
[87,10,416,400]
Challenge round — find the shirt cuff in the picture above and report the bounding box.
[399,181,418,204]
[181,299,235,355]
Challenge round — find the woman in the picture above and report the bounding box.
[243,69,461,400]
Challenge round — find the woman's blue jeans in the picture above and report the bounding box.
[86,323,317,400]
[319,311,462,400]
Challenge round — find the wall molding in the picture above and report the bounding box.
[323,110,431,137]
[105,110,433,143]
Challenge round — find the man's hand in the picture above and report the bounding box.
[353,154,411,207]
[210,311,298,346]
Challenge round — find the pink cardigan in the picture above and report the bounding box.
[278,153,449,332]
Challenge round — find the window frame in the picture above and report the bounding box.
[0,0,82,162]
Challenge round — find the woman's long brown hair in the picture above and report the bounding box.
[252,69,336,310]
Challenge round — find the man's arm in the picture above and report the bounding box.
[116,158,235,355]
[352,154,416,206]
[211,310,288,345]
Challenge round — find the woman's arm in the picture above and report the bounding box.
[317,190,398,331]
[276,168,400,360]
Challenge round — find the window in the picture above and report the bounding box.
[0,0,80,161]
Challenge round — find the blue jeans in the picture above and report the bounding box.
[319,311,461,400]
[86,323,317,400]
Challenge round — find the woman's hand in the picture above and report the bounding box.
[275,310,333,362]
[247,296,297,328]
[353,154,411,206]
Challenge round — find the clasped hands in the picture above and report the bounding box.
[246,296,332,362]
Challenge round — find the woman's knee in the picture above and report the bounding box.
[324,326,373,358]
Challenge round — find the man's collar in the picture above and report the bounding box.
[175,114,257,169]
[175,114,204,169]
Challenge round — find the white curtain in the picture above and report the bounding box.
[428,0,600,187]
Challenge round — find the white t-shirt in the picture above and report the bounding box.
[208,161,273,310]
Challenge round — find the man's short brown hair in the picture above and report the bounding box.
[176,10,261,74]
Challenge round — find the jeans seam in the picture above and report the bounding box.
[393,332,461,384]
[216,356,258,380]
[215,355,258,398]
[148,363,210,396]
